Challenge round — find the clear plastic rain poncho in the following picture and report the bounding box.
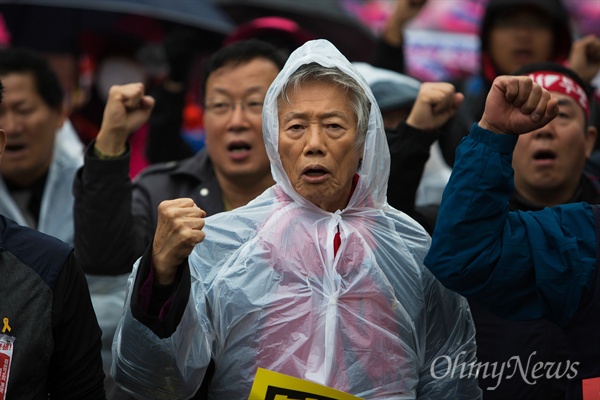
[113,39,480,399]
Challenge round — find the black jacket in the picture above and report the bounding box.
[0,215,105,399]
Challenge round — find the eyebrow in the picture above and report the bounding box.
[210,86,265,97]
[282,111,349,124]
[281,112,307,124]
[557,98,576,108]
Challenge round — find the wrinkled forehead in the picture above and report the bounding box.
[0,72,42,104]
[277,76,347,104]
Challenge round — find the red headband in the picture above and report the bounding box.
[527,71,590,117]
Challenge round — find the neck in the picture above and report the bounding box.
[516,181,581,208]
[216,173,275,211]
[2,169,48,189]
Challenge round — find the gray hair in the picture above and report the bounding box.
[278,62,371,148]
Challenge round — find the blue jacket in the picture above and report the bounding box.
[424,124,599,399]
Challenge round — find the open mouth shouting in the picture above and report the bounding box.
[3,142,27,159]
[532,148,557,166]
[227,140,252,161]
[302,165,330,183]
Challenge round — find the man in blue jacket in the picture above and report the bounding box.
[424,72,599,399]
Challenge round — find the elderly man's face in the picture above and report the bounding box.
[278,80,363,212]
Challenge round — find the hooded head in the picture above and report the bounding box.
[262,39,389,212]
[479,0,572,83]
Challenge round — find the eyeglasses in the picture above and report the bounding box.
[204,98,264,116]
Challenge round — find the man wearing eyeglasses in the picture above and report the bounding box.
[72,39,285,399]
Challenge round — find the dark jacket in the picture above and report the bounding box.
[74,144,225,276]
[386,122,443,234]
[425,125,600,400]
[0,215,105,399]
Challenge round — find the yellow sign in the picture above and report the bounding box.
[248,368,363,400]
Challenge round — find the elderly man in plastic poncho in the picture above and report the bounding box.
[112,40,481,399]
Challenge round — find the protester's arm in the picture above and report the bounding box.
[48,252,106,399]
[386,123,438,215]
[566,34,600,84]
[424,76,597,327]
[112,198,210,398]
[73,83,154,276]
[146,28,198,164]
[370,0,427,73]
[386,82,462,230]
[129,243,191,338]
[73,142,139,275]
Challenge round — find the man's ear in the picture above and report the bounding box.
[585,126,597,158]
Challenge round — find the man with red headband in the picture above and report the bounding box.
[461,62,598,399]
[425,64,599,400]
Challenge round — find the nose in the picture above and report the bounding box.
[0,110,21,135]
[304,124,326,155]
[226,102,250,132]
[531,125,556,140]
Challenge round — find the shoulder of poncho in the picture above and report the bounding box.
[203,188,279,236]
[382,207,431,250]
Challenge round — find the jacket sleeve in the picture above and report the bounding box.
[370,37,406,74]
[48,252,106,399]
[386,122,440,233]
[424,124,597,327]
[73,142,146,275]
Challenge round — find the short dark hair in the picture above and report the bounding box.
[202,39,286,103]
[0,47,64,110]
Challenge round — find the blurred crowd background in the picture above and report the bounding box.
[344,0,600,82]
[0,0,598,166]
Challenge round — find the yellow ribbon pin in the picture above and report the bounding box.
[2,318,10,333]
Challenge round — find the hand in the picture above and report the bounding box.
[95,83,155,156]
[152,198,206,285]
[479,76,559,136]
[406,82,463,131]
[566,34,600,83]
[383,0,428,47]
